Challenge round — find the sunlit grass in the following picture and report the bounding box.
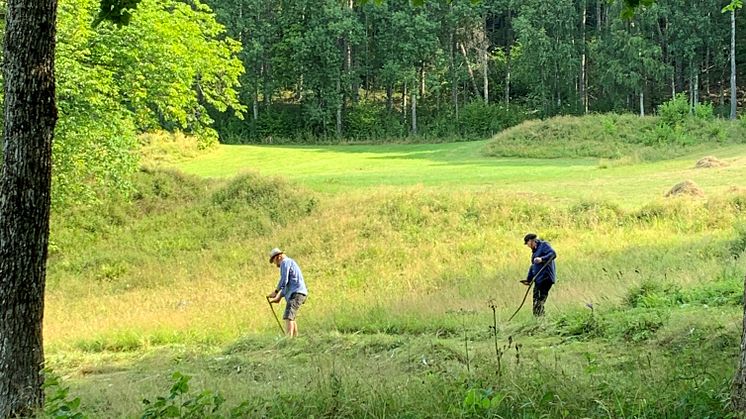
[173,141,746,207]
[43,133,746,417]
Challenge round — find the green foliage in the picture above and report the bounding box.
[462,387,504,414]
[50,0,244,207]
[452,102,530,137]
[625,281,684,308]
[603,308,669,342]
[658,93,691,126]
[210,173,317,219]
[554,309,603,338]
[141,372,225,419]
[694,102,715,120]
[44,371,86,419]
[344,102,405,140]
[722,0,744,13]
[94,0,142,26]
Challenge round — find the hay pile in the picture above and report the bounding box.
[665,180,704,198]
[695,156,728,168]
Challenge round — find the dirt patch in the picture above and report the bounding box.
[695,156,728,168]
[665,180,704,198]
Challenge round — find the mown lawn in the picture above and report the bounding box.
[175,142,746,207]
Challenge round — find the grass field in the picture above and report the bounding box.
[175,141,746,206]
[44,122,746,417]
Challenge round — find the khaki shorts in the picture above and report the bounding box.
[283,293,307,320]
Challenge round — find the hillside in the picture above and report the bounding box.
[44,128,746,416]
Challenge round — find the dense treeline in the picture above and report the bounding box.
[205,0,746,142]
[1,0,745,205]
[0,0,245,206]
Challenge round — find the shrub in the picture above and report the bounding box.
[658,93,690,126]
[693,102,715,120]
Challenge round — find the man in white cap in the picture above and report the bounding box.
[266,248,308,337]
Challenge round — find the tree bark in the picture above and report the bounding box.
[580,0,588,113]
[732,274,746,411]
[403,80,407,124]
[730,8,737,120]
[639,90,644,116]
[345,0,358,104]
[419,66,426,99]
[504,6,512,107]
[458,42,481,98]
[386,84,393,113]
[336,77,342,137]
[0,0,58,417]
[411,91,417,135]
[482,14,489,104]
[450,29,459,119]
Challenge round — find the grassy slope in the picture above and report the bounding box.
[45,120,746,417]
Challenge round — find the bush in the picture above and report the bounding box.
[210,172,317,221]
[658,93,690,126]
[344,102,405,140]
[693,102,715,120]
[456,102,530,137]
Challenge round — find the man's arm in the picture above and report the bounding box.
[533,242,557,264]
[275,261,290,296]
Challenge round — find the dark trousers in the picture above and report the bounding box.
[532,281,553,317]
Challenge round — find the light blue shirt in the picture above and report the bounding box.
[276,257,307,300]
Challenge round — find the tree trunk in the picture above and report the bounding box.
[639,90,644,116]
[386,84,393,113]
[732,274,746,411]
[504,6,512,108]
[419,66,426,99]
[253,77,259,120]
[411,92,417,135]
[252,96,258,121]
[0,0,57,417]
[482,14,489,104]
[458,42,481,98]
[450,29,459,120]
[344,0,357,104]
[263,60,272,106]
[403,81,407,124]
[505,51,511,107]
[689,61,694,110]
[705,40,711,97]
[580,0,587,113]
[730,8,737,120]
[336,77,342,137]
[671,71,676,97]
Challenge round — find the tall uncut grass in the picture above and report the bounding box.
[43,118,746,417]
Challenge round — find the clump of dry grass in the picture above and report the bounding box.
[138,131,216,168]
[695,156,728,169]
[665,180,704,198]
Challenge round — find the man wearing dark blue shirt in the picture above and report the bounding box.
[266,248,308,337]
[521,233,557,317]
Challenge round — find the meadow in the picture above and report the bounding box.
[45,116,746,417]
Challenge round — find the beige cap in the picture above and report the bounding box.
[269,248,283,263]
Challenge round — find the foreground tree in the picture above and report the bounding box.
[0,0,58,416]
[733,272,746,412]
[722,0,742,119]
